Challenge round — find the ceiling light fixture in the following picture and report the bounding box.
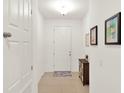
[59,6,68,16]
[54,0,74,16]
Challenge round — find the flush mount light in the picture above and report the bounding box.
[54,0,74,16]
[58,5,68,16]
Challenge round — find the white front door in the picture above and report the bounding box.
[54,26,72,71]
[3,0,33,93]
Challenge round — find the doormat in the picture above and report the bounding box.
[53,71,72,77]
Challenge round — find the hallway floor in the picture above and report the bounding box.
[38,72,89,93]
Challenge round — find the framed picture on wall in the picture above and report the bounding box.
[105,12,121,45]
[85,33,90,47]
[90,26,98,45]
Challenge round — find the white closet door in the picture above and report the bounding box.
[3,0,33,93]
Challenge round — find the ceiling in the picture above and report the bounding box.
[38,0,89,19]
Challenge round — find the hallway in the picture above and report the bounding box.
[3,0,121,93]
[38,72,89,93]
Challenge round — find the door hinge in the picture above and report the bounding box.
[31,10,32,15]
[31,65,33,71]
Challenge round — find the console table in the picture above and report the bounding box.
[79,59,89,85]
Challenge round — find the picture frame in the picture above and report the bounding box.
[105,12,121,45]
[90,26,98,45]
[85,33,90,47]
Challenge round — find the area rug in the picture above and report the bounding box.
[53,71,72,77]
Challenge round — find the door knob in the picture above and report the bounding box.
[3,32,12,38]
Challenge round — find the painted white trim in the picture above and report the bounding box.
[8,79,21,91]
[20,79,32,93]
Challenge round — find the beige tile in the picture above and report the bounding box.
[38,72,89,93]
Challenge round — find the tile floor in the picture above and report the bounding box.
[38,72,89,93]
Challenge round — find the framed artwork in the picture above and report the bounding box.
[105,12,121,45]
[90,26,98,45]
[85,33,90,47]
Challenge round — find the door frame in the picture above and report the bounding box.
[53,26,72,71]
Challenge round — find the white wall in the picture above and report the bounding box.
[44,19,84,72]
[32,0,46,93]
[82,0,121,93]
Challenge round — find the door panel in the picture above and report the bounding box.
[3,0,33,93]
[8,0,19,26]
[54,26,72,71]
[28,0,32,27]
[19,0,24,28]
[8,43,21,85]
[7,42,21,93]
[24,0,29,30]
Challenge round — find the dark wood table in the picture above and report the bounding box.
[79,59,89,85]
